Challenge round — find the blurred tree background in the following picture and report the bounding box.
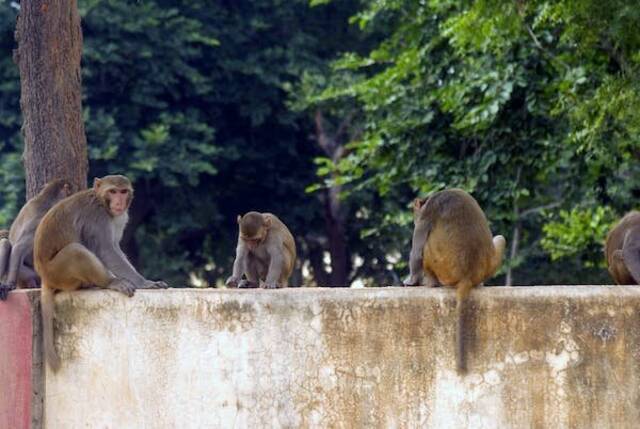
[0,0,638,286]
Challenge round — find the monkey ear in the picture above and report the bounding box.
[237,215,242,224]
[413,198,422,211]
[93,177,102,190]
[263,215,272,229]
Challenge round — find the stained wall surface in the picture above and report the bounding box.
[4,286,640,428]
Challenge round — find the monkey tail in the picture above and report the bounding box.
[41,285,61,372]
[455,280,473,374]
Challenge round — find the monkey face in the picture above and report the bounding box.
[106,187,131,216]
[241,233,265,251]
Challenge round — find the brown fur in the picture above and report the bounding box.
[34,175,167,371]
[605,211,640,284]
[404,188,505,373]
[226,211,296,289]
[0,179,71,300]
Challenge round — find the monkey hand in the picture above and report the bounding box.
[262,282,278,289]
[225,276,240,288]
[238,279,259,288]
[139,280,169,289]
[106,278,136,297]
[0,283,15,300]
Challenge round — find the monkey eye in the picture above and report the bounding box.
[119,189,128,194]
[108,189,117,195]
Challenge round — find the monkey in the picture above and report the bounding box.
[403,188,505,373]
[605,211,640,285]
[0,179,71,301]
[34,175,168,371]
[225,212,296,289]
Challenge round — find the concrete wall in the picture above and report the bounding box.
[3,286,640,428]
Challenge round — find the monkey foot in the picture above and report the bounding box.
[262,282,278,289]
[0,284,15,300]
[238,280,259,289]
[106,279,136,297]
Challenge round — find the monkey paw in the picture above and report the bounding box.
[106,279,136,297]
[0,283,16,300]
[402,276,422,287]
[238,279,259,289]
[225,276,240,288]
[139,280,169,289]
[262,282,278,289]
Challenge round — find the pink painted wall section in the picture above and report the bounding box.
[0,293,33,429]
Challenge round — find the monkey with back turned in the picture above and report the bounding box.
[403,188,505,373]
[605,210,640,285]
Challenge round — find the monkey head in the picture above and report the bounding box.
[93,175,134,217]
[237,211,272,251]
[41,178,72,200]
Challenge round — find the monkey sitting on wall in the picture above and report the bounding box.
[34,175,168,371]
[0,179,71,300]
[403,188,505,373]
[225,211,296,289]
[605,211,640,285]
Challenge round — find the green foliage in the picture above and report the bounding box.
[541,207,616,266]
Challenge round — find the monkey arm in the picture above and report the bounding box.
[226,244,248,287]
[403,221,431,286]
[622,226,640,284]
[97,244,146,287]
[0,238,11,282]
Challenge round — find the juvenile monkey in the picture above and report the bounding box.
[225,212,296,289]
[403,188,505,373]
[605,211,640,284]
[0,179,71,300]
[34,175,168,371]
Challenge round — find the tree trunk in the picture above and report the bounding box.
[313,110,351,287]
[323,187,349,286]
[15,0,88,198]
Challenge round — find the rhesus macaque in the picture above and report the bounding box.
[605,211,640,285]
[0,179,71,301]
[34,175,168,371]
[225,212,296,289]
[403,188,505,373]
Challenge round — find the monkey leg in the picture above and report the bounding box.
[3,237,32,290]
[0,238,13,300]
[47,243,135,296]
[17,265,39,289]
[403,222,431,286]
[455,280,474,374]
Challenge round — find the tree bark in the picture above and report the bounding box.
[15,0,88,198]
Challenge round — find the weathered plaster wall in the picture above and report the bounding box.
[4,286,640,428]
